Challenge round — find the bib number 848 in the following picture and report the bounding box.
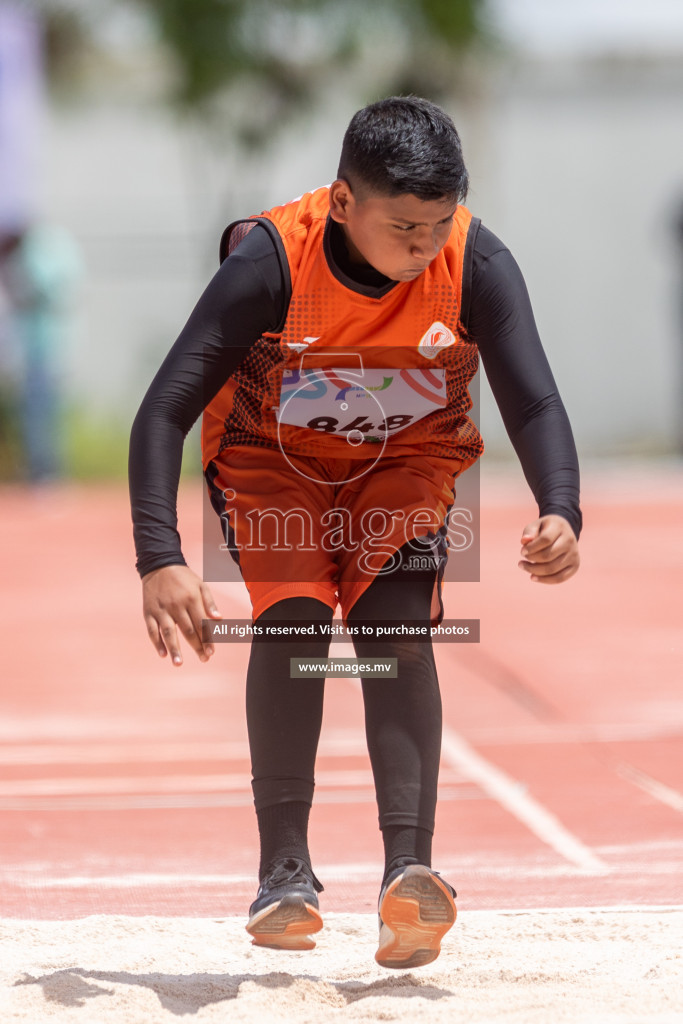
[307,414,413,434]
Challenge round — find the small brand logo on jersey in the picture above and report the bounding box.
[418,322,455,359]
[287,336,320,353]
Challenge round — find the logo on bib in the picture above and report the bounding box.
[286,335,319,354]
[418,322,455,359]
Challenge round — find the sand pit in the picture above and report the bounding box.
[3,908,682,1023]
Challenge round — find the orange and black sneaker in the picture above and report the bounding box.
[375,863,457,969]
[246,857,324,950]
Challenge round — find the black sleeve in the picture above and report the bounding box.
[466,225,582,538]
[129,225,285,577]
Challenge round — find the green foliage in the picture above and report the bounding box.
[39,0,488,119]
[0,384,22,481]
[136,0,253,107]
[0,395,204,483]
[39,4,91,91]
[137,0,486,108]
[416,0,480,47]
[63,406,130,480]
[62,405,203,481]
[128,0,358,114]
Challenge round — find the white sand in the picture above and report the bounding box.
[3,909,682,1023]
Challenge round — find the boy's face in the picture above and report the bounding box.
[329,180,458,282]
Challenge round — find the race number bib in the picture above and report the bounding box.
[277,366,447,442]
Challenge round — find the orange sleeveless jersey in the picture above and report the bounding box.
[201,186,484,472]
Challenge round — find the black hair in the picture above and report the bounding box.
[337,96,469,203]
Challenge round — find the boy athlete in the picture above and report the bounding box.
[129,97,581,969]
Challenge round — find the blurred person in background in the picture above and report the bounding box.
[675,197,683,454]
[0,223,82,481]
[0,2,80,481]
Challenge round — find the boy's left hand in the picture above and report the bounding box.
[518,514,580,584]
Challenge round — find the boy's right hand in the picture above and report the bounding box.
[142,564,222,666]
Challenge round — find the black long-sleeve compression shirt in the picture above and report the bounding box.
[129,219,581,578]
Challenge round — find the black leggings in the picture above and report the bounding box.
[246,548,442,834]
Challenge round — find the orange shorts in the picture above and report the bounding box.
[205,446,463,622]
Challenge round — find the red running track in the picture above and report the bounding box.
[1,463,682,919]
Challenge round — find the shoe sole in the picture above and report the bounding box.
[246,893,323,951]
[375,865,456,969]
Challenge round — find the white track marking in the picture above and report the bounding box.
[0,741,251,765]
[615,762,683,814]
[0,766,465,798]
[0,774,251,797]
[462,904,683,915]
[0,733,371,764]
[596,837,683,855]
[459,722,683,745]
[5,862,682,890]
[0,867,643,890]
[441,726,609,873]
[0,786,479,813]
[344,679,609,873]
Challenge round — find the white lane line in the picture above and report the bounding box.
[0,785,480,813]
[459,723,683,746]
[0,733,371,765]
[463,904,683,915]
[0,767,466,798]
[7,862,681,891]
[0,741,252,765]
[596,837,683,856]
[0,865,619,889]
[441,725,609,874]
[615,762,683,814]
[0,774,250,797]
